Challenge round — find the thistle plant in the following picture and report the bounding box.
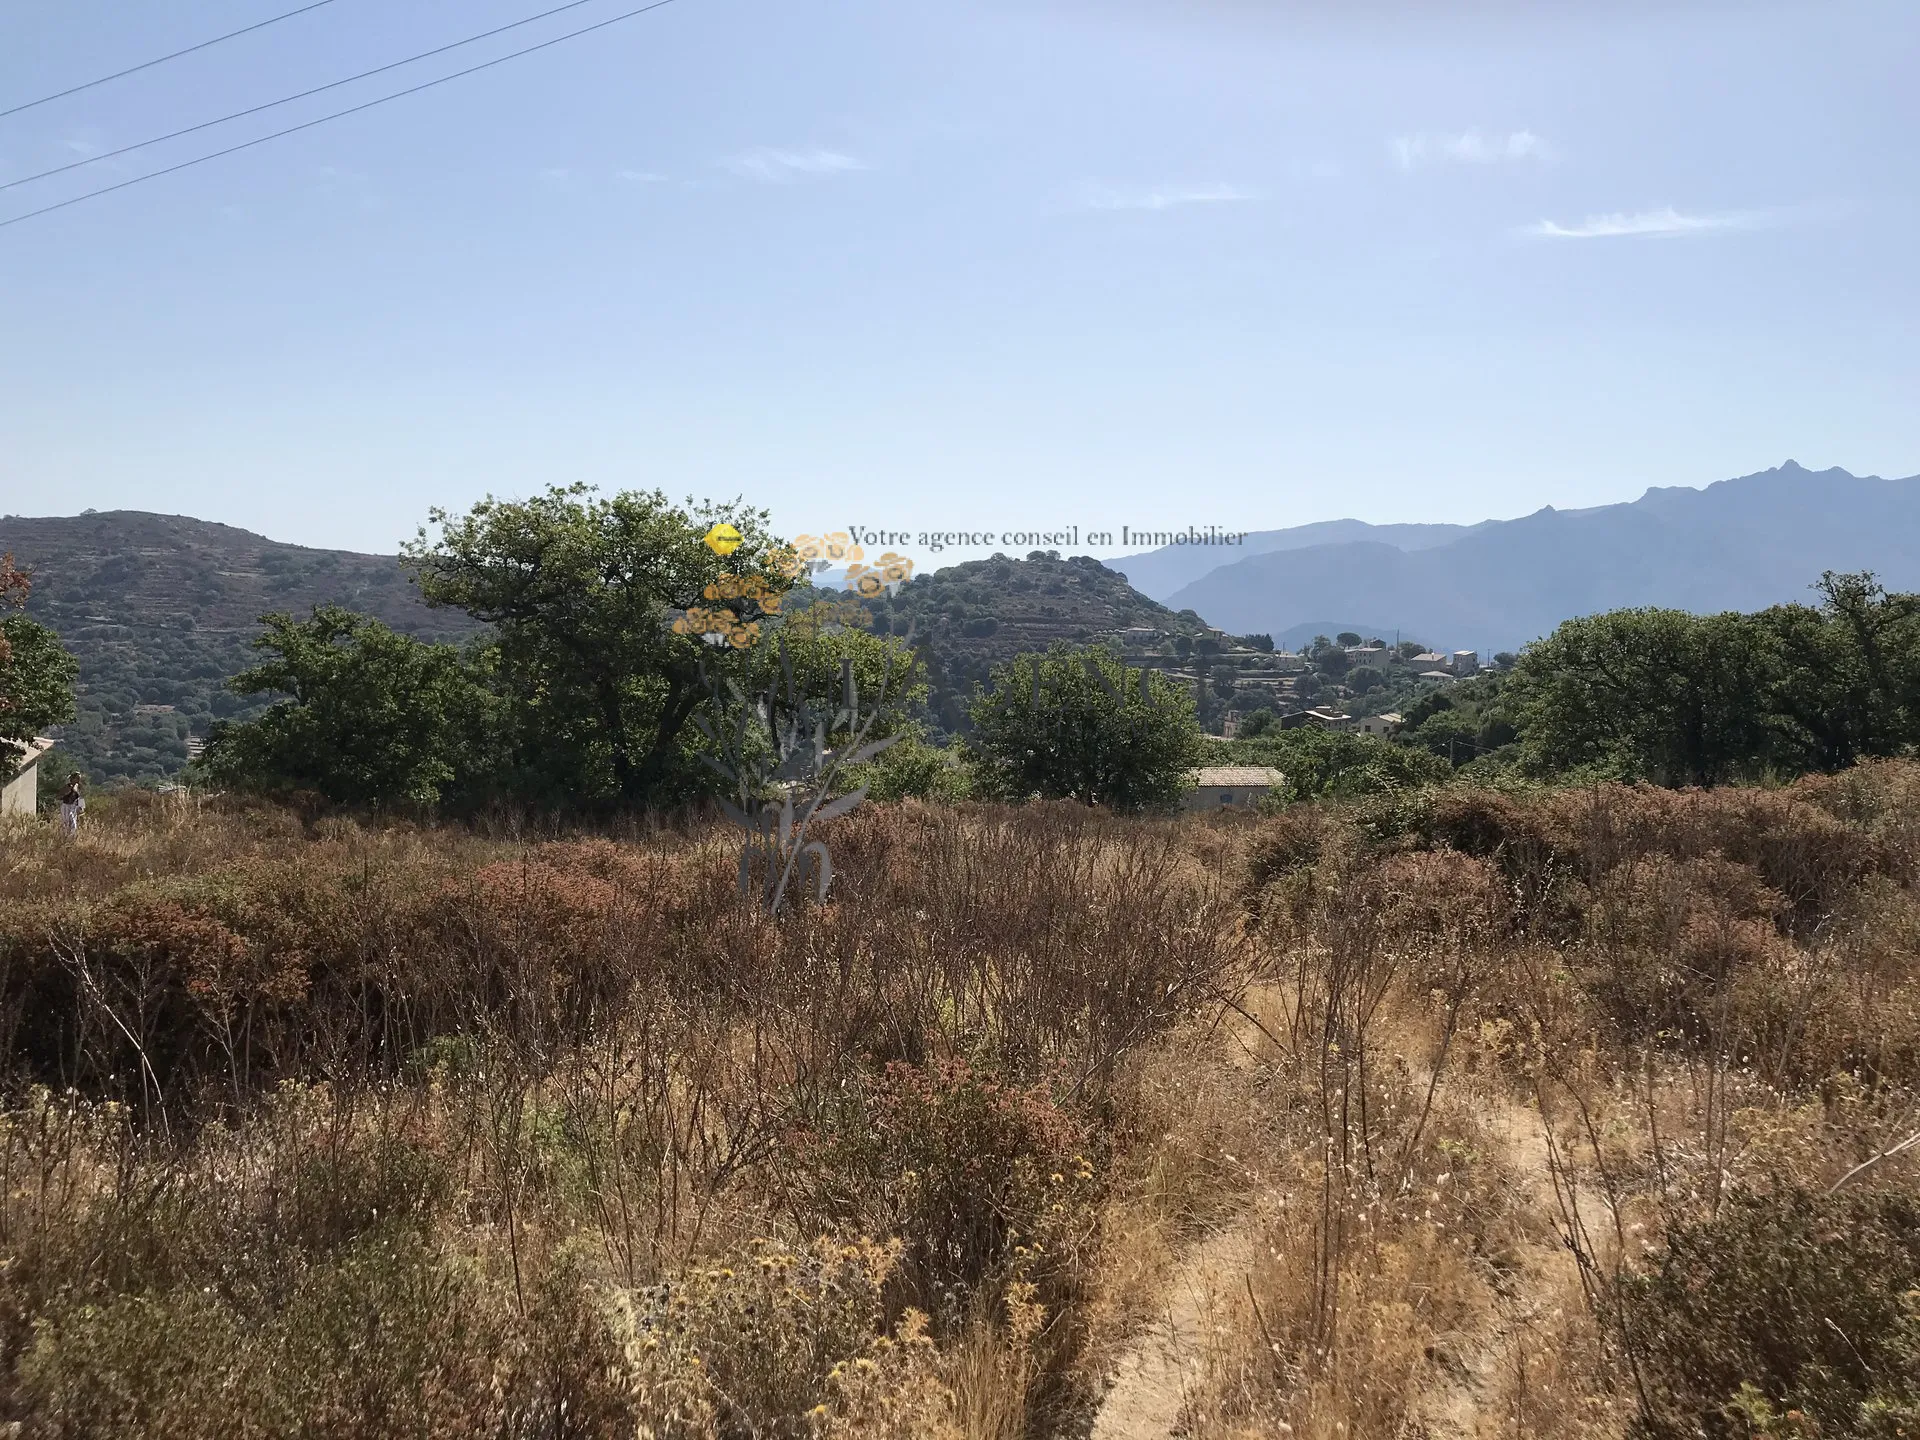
[693,634,908,914]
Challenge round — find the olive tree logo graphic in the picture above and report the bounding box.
[670,571,787,649]
[787,533,914,597]
[668,538,913,650]
[692,632,913,915]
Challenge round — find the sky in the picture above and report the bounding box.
[1,0,1915,569]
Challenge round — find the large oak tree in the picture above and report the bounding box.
[403,486,790,808]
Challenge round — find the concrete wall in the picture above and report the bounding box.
[1183,784,1271,812]
[1,760,36,817]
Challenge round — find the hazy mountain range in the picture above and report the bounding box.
[1112,462,1920,654]
[7,459,1917,779]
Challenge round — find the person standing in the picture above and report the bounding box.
[57,772,85,838]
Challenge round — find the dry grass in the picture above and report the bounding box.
[0,794,1252,1437]
[1152,764,1920,1440]
[6,765,1920,1437]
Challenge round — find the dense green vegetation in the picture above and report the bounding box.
[964,644,1204,811]
[197,608,504,809]
[199,490,930,815]
[1221,724,1449,803]
[0,554,77,779]
[1387,571,1920,789]
[16,492,1920,816]
[0,512,478,784]
[862,550,1212,734]
[397,485,796,808]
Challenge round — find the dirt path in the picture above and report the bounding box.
[1090,1219,1255,1440]
[1410,1084,1612,1438]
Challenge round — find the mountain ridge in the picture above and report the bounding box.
[0,509,477,783]
[1148,462,1920,653]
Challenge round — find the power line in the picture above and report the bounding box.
[3,0,641,193]
[0,0,683,232]
[1,1,345,121]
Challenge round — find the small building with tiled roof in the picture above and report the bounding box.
[1185,765,1284,812]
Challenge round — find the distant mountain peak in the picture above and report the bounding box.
[1159,459,1920,654]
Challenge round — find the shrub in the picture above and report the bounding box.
[848,725,972,803]
[1613,1187,1920,1440]
[965,646,1203,812]
[1236,727,1448,804]
[785,1060,1095,1317]
[616,1237,902,1436]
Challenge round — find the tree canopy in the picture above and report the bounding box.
[0,554,78,780]
[196,544,918,815]
[1232,726,1447,803]
[1501,573,1920,786]
[402,486,792,808]
[966,644,1202,811]
[196,607,500,808]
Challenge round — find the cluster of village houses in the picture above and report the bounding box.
[1154,635,1489,811]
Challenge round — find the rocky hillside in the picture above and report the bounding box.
[0,513,1225,779]
[861,550,1217,732]
[0,511,478,784]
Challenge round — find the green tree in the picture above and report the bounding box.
[846,722,972,802]
[0,554,78,779]
[1314,646,1350,679]
[196,607,500,807]
[1401,707,1480,766]
[1752,572,1920,773]
[403,486,790,808]
[1237,707,1276,739]
[748,623,924,743]
[1504,608,1774,786]
[1399,689,1454,729]
[1335,631,1362,647]
[1397,674,1516,768]
[1232,726,1447,802]
[966,645,1202,811]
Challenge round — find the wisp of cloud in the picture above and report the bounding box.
[1393,129,1550,169]
[1079,181,1253,212]
[1528,206,1768,239]
[724,147,866,183]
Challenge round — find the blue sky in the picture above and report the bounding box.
[1,0,1914,568]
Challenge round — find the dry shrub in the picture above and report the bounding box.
[14,1225,635,1440]
[10,762,1920,1438]
[778,1058,1102,1429]
[1183,766,1920,1437]
[1187,1083,1532,1440]
[614,1236,901,1436]
[1612,1186,1920,1439]
[0,798,1250,1437]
